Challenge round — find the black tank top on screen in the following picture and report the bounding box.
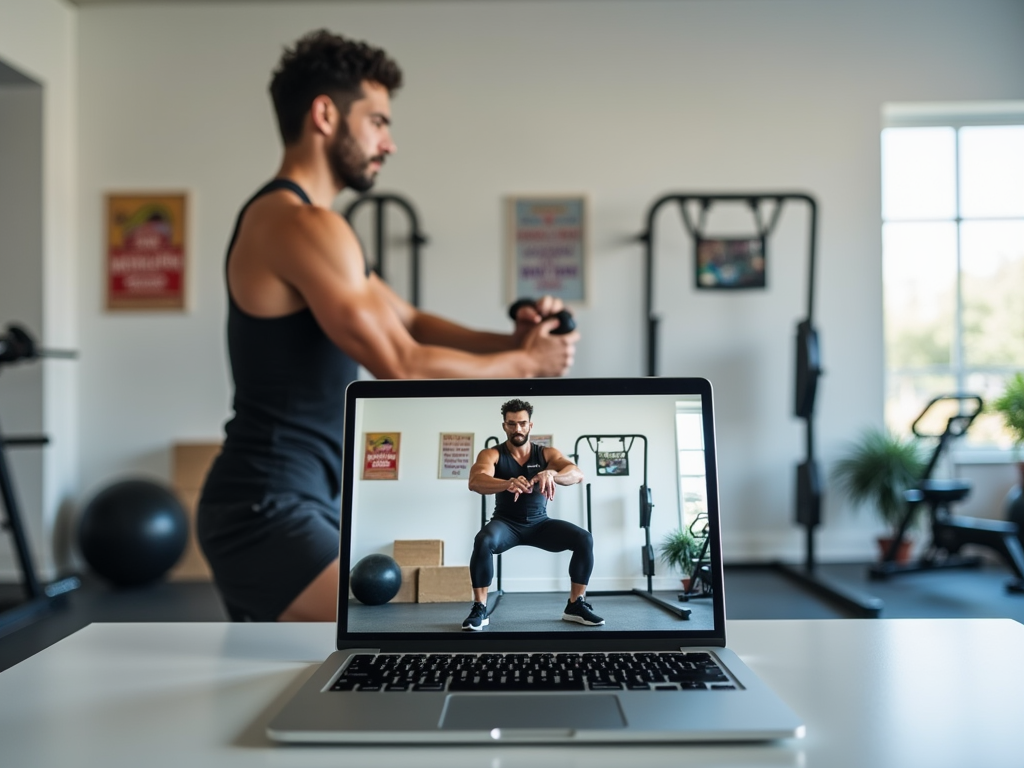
[493,442,549,522]
[200,179,360,506]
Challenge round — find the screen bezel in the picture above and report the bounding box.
[336,377,726,652]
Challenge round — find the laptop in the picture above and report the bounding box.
[267,376,805,743]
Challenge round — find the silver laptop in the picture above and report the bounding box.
[268,377,804,744]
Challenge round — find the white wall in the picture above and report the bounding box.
[349,394,689,591]
[0,0,77,580]
[40,0,1024,572]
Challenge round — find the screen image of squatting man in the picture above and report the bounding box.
[463,399,602,631]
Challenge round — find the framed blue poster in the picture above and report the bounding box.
[506,195,588,305]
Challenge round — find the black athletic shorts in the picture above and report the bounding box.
[196,492,340,622]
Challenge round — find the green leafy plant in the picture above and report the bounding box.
[831,427,926,534]
[991,372,1024,455]
[658,527,703,578]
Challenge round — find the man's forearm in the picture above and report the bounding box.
[469,474,512,495]
[408,312,516,354]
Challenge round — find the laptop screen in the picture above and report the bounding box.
[337,378,725,650]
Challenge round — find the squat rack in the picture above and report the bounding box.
[343,193,428,307]
[638,192,882,618]
[572,434,690,619]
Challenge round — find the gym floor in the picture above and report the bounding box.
[3,559,1024,674]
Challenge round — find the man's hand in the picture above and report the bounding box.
[532,469,558,501]
[521,318,578,377]
[506,475,533,501]
[511,296,566,346]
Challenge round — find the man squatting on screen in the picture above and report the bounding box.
[464,399,604,631]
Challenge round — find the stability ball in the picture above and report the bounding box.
[350,554,402,605]
[77,479,188,587]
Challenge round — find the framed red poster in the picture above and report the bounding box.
[106,192,188,311]
[363,432,401,480]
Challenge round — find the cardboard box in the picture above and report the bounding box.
[391,566,420,603]
[173,442,222,491]
[417,565,472,603]
[393,539,444,567]
[169,442,221,581]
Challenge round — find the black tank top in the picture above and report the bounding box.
[493,442,549,522]
[200,179,360,506]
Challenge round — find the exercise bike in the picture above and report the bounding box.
[869,394,1024,593]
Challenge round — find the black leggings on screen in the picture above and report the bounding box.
[470,515,594,588]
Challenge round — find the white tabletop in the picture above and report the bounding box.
[1,618,1022,768]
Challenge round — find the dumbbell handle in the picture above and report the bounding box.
[507,299,576,335]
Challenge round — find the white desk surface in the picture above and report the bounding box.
[1,618,1021,768]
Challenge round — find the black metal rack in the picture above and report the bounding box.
[0,324,80,638]
[637,193,881,618]
[343,193,428,307]
[572,434,690,619]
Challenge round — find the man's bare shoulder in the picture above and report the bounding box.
[474,446,500,464]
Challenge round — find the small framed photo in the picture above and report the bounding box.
[507,195,588,305]
[695,236,766,290]
[596,450,629,477]
[105,192,189,310]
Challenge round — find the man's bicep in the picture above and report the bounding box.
[469,449,500,479]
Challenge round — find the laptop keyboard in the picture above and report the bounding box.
[330,652,735,693]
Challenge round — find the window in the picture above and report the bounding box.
[882,103,1024,451]
[675,401,706,526]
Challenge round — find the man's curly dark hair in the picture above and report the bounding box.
[501,399,534,420]
[269,29,403,145]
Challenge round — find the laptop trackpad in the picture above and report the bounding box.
[440,694,626,732]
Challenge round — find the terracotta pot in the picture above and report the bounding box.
[680,577,693,593]
[877,536,913,564]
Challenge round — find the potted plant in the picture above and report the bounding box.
[990,372,1024,526]
[831,427,926,562]
[659,527,703,591]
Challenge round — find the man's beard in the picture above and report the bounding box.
[328,128,382,193]
[509,432,530,447]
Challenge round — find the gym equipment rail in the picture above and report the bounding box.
[0,324,80,638]
[572,434,690,619]
[638,192,882,617]
[343,193,428,307]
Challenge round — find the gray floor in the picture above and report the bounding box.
[3,560,1024,674]
[348,591,715,633]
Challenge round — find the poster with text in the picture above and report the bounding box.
[106,193,188,310]
[438,433,475,479]
[507,196,587,304]
[363,432,401,480]
[530,434,553,449]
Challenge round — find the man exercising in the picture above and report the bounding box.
[197,31,579,624]
[464,399,603,630]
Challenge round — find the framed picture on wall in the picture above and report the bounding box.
[506,195,588,305]
[105,192,189,311]
[438,432,474,479]
[530,434,553,449]
[694,236,766,290]
[362,432,401,480]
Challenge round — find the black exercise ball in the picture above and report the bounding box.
[77,478,188,587]
[350,553,402,606]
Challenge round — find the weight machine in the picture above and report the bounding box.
[343,193,428,307]
[0,324,80,638]
[572,434,691,619]
[638,192,882,617]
